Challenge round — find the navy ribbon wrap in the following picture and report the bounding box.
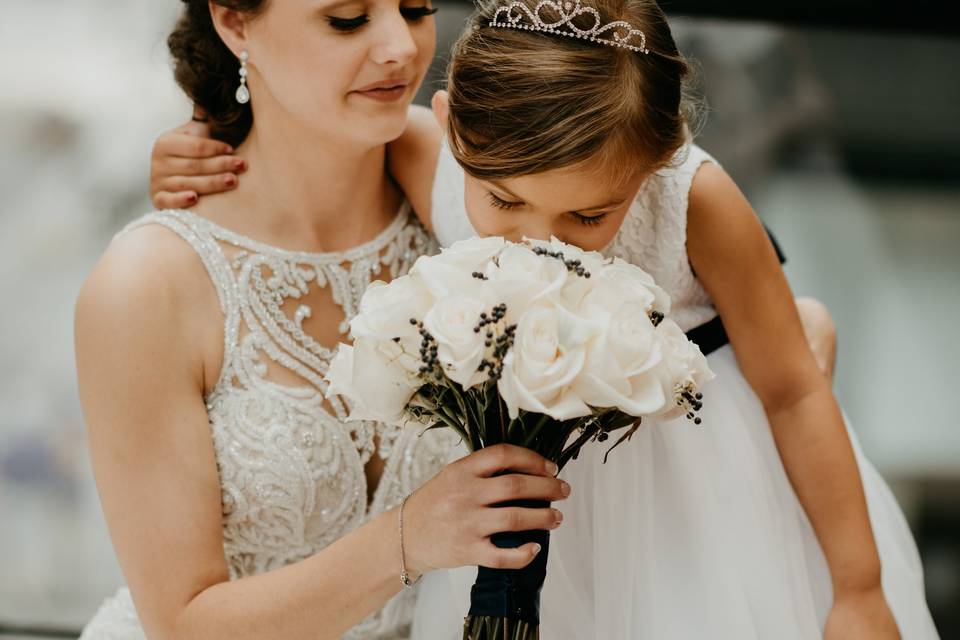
[467,499,551,625]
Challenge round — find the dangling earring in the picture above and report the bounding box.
[236,50,250,105]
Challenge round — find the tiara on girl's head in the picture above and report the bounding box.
[488,0,650,54]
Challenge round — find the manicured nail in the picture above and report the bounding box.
[532,543,542,556]
[545,461,558,476]
[225,175,237,187]
[224,145,234,154]
[234,160,246,171]
[560,481,571,497]
[187,193,198,203]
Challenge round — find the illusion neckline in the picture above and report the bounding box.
[163,201,412,263]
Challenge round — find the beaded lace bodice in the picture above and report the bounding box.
[81,205,450,640]
[432,141,720,331]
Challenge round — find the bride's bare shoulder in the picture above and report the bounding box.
[75,217,218,356]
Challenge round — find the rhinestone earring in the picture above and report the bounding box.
[236,50,250,105]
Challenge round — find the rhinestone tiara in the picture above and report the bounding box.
[489,0,650,54]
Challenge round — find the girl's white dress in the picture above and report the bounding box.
[412,140,940,639]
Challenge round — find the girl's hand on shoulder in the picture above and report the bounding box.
[401,444,570,576]
[825,586,900,640]
[150,109,245,210]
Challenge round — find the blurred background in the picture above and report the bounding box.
[0,1,957,638]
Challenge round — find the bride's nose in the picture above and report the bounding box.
[370,12,418,66]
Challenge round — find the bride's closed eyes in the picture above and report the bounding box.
[328,5,437,32]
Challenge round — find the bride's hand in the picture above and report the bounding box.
[150,108,245,210]
[824,586,900,640]
[402,444,569,576]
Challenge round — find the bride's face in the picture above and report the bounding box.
[462,162,646,251]
[225,0,436,146]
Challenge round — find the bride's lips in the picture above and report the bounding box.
[352,78,411,103]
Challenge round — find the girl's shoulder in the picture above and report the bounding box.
[637,142,720,213]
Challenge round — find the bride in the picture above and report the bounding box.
[73,1,571,638]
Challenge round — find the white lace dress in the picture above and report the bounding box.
[413,141,939,639]
[80,205,453,640]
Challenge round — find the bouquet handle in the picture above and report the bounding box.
[464,499,550,639]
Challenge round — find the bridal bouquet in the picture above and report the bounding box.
[326,236,713,640]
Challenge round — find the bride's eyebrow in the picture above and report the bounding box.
[315,0,366,13]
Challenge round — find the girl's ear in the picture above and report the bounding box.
[431,90,450,129]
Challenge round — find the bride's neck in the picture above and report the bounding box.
[203,118,400,253]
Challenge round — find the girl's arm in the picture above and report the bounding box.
[686,163,899,639]
[75,228,566,640]
[385,103,443,231]
[150,105,442,229]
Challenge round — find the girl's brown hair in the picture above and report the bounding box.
[446,0,696,185]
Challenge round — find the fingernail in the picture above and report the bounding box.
[532,543,542,556]
[234,160,246,171]
[225,175,237,187]
[560,481,571,497]
[187,193,198,203]
[224,145,234,154]
[545,461,558,476]
[555,510,564,525]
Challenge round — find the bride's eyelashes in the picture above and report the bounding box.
[328,6,438,32]
[487,192,610,227]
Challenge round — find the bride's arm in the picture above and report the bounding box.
[75,229,567,640]
[686,163,898,639]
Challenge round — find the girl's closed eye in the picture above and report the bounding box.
[328,5,437,32]
[487,192,524,210]
[571,211,609,227]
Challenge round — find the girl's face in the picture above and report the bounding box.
[224,0,436,147]
[463,163,647,251]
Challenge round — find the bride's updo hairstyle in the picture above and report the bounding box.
[447,0,697,185]
[168,0,267,147]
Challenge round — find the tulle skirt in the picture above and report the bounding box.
[411,345,939,639]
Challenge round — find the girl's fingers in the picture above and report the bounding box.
[160,173,238,197]
[479,506,563,537]
[156,132,233,159]
[478,541,544,570]
[152,191,198,210]
[167,155,246,177]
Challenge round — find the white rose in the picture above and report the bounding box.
[422,295,489,389]
[525,236,608,275]
[411,236,505,299]
[584,258,671,319]
[324,338,421,424]
[350,275,434,345]
[652,318,715,418]
[498,305,593,421]
[484,244,568,324]
[522,237,608,311]
[573,301,667,415]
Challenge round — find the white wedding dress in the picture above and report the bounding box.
[79,205,455,639]
[412,140,940,639]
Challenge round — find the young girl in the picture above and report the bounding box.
[150,0,936,637]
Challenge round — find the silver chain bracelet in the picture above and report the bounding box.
[399,493,419,589]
